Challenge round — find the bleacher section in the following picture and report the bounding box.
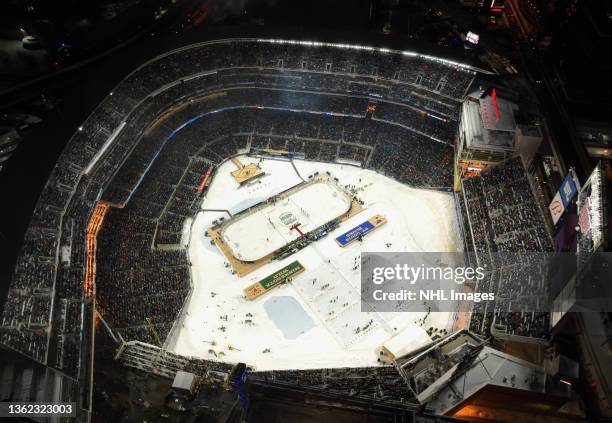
[460,157,553,340]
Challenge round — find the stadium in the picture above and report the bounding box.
[2,37,597,421]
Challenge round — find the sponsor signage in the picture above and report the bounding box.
[549,192,564,225]
[335,215,387,247]
[559,172,578,207]
[244,261,305,300]
[549,171,579,225]
[578,197,591,234]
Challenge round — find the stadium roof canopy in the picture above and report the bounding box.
[427,346,547,414]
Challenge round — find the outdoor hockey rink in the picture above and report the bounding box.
[221,179,352,262]
[167,154,463,371]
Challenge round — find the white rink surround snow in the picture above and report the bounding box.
[167,155,462,371]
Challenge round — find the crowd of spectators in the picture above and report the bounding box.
[252,365,411,403]
[373,102,454,142]
[95,204,191,343]
[462,157,552,259]
[461,158,553,339]
[121,40,475,103]
[55,335,80,376]
[110,100,455,202]
[116,341,235,381]
[492,312,550,340]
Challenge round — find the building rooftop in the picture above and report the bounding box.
[461,98,517,152]
[427,346,548,415]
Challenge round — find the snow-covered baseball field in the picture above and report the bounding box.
[166,154,462,371]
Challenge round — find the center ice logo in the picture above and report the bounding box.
[279,211,298,226]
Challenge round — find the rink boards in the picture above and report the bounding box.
[222,179,352,262]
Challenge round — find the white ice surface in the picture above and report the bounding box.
[222,180,351,261]
[168,156,462,371]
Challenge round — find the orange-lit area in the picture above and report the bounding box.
[449,387,584,423]
[455,159,487,190]
[586,145,612,159]
[458,160,487,179]
[451,404,577,423]
[452,404,487,421]
[84,202,111,298]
